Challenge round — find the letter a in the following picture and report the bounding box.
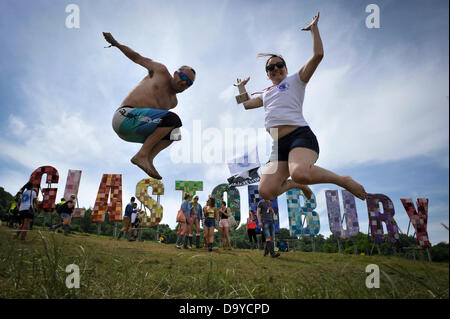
[65,264,80,288]
[365,4,380,29]
[65,4,80,29]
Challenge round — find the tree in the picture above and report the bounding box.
[0,187,14,220]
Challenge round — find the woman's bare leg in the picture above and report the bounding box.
[288,147,367,200]
[258,161,312,200]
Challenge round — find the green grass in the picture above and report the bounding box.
[0,225,448,299]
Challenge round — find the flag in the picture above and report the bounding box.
[227,150,261,187]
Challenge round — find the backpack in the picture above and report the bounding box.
[176,209,186,223]
[228,215,237,229]
[56,203,65,215]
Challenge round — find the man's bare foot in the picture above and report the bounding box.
[341,175,367,200]
[131,155,162,180]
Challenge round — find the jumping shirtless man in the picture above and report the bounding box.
[104,32,196,179]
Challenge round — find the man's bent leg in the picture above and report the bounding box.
[131,126,173,179]
[149,140,172,161]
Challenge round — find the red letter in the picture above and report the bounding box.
[91,174,122,223]
[401,198,430,248]
[29,166,59,212]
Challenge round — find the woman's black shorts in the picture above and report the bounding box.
[18,209,35,220]
[269,126,320,162]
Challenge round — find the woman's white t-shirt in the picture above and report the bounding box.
[259,73,308,131]
[19,190,37,211]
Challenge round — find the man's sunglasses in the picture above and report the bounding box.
[266,61,286,72]
[178,71,193,86]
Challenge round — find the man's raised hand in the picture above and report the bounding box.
[103,32,119,47]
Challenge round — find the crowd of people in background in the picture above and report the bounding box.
[5,184,280,257]
[6,182,78,240]
[171,194,280,257]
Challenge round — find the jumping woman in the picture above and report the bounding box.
[235,12,367,202]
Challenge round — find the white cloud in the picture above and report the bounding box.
[8,115,26,136]
[218,85,235,103]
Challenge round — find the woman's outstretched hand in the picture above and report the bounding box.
[236,77,250,87]
[301,12,320,31]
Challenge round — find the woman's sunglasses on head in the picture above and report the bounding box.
[178,71,193,86]
[266,61,286,72]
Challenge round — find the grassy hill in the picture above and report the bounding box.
[0,225,448,299]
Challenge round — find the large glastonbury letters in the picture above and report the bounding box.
[91,174,123,223]
[25,166,434,248]
[136,178,164,227]
[400,198,430,248]
[175,181,203,200]
[247,185,279,234]
[325,190,359,239]
[63,169,85,218]
[286,188,320,236]
[29,166,59,212]
[211,183,241,227]
[366,194,400,244]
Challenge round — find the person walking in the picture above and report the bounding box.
[14,182,38,241]
[257,199,280,258]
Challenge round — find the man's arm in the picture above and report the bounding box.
[257,208,262,227]
[215,208,220,223]
[198,205,203,220]
[299,13,323,83]
[103,32,164,72]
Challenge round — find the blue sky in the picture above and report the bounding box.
[0,0,448,244]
